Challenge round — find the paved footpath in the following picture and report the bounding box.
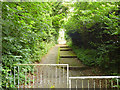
[59,44,103,88]
[35,44,68,88]
[27,44,103,88]
[40,44,60,64]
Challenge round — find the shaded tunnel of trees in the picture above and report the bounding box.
[1,1,120,88]
[65,2,120,75]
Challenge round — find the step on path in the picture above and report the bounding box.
[37,44,104,88]
[32,44,103,88]
[59,44,98,88]
[60,48,72,51]
[59,44,90,76]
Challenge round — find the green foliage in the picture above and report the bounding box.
[2,2,68,88]
[67,41,98,66]
[65,2,120,75]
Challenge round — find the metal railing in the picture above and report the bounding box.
[12,64,69,88]
[5,64,120,89]
[69,76,120,89]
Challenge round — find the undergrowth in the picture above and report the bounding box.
[67,41,120,75]
[67,41,98,67]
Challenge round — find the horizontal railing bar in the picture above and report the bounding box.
[13,64,69,66]
[69,76,120,79]
[14,56,22,58]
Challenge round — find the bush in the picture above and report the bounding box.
[65,2,120,75]
[2,2,68,88]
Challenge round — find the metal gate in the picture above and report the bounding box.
[69,76,120,89]
[13,64,69,88]
[5,64,120,89]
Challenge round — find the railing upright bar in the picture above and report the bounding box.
[6,71,8,88]
[18,66,19,88]
[39,71,40,88]
[33,66,34,88]
[40,71,42,88]
[100,80,101,89]
[76,79,77,89]
[67,64,69,88]
[111,80,113,88]
[106,79,107,89]
[46,66,48,87]
[37,68,38,88]
[42,70,43,87]
[117,78,119,89]
[47,66,49,87]
[56,66,57,87]
[63,66,64,83]
[59,66,60,84]
[82,80,83,89]
[69,79,71,89]
[25,68,26,88]
[14,66,15,86]
[10,70,12,85]
[94,80,95,90]
[88,80,89,90]
[29,69,30,88]
[51,66,53,87]
[44,66,46,87]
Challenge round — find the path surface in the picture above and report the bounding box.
[59,44,102,76]
[40,45,59,64]
[34,44,68,88]
[59,44,104,88]
[31,44,104,88]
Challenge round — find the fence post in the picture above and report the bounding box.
[69,79,71,89]
[18,66,19,88]
[14,66,15,86]
[117,78,119,89]
[67,64,69,88]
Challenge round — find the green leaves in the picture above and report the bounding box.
[17,6,23,11]
[2,2,67,88]
[65,2,120,75]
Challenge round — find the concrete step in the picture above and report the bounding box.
[60,51,76,56]
[61,66,90,70]
[59,58,84,67]
[60,55,77,58]
[60,46,69,48]
[60,48,72,51]
[69,66,90,70]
